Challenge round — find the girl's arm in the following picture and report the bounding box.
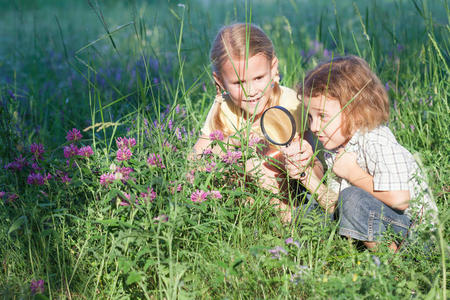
[333,150,410,210]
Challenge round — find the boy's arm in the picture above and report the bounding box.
[333,149,410,211]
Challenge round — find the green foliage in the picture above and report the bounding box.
[0,0,448,298]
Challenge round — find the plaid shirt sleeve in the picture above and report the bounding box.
[366,141,411,191]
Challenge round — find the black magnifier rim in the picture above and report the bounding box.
[260,105,296,146]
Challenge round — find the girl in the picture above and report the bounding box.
[193,23,320,223]
[285,55,438,250]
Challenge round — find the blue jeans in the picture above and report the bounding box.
[337,186,411,242]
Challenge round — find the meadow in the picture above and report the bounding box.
[0,0,448,298]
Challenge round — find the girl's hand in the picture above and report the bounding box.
[282,137,313,179]
[332,148,359,180]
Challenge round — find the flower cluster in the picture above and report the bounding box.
[30,143,45,160]
[0,191,19,204]
[115,137,135,161]
[4,155,27,171]
[147,153,165,168]
[268,246,288,259]
[66,128,82,141]
[139,187,157,203]
[118,186,157,206]
[222,150,242,164]
[190,189,222,203]
[27,172,52,186]
[209,130,224,141]
[100,164,135,187]
[78,146,94,158]
[30,279,45,295]
[64,128,94,160]
[117,147,132,161]
[116,137,136,149]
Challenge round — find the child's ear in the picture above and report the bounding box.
[271,57,279,80]
[213,72,225,95]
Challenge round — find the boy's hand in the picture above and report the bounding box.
[282,137,313,179]
[332,148,359,181]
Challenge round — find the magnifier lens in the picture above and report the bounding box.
[260,106,296,146]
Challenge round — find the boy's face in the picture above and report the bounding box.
[214,53,278,118]
[304,95,348,150]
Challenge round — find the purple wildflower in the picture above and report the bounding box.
[190,189,208,203]
[222,150,242,164]
[0,191,4,198]
[30,143,45,160]
[30,279,45,295]
[163,140,177,152]
[169,181,183,194]
[6,193,19,203]
[116,147,132,161]
[268,246,288,259]
[410,125,415,131]
[100,173,115,186]
[116,137,136,149]
[285,237,301,248]
[60,173,71,183]
[209,190,222,199]
[27,173,46,185]
[116,167,134,182]
[78,145,94,158]
[202,148,213,156]
[323,48,332,58]
[147,153,165,168]
[209,130,224,141]
[64,144,79,159]
[205,161,216,172]
[168,119,173,131]
[175,127,183,140]
[385,82,390,92]
[66,128,82,142]
[31,162,41,171]
[119,192,132,206]
[140,187,157,203]
[5,155,26,171]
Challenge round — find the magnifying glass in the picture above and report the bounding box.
[260,106,296,146]
[260,105,306,178]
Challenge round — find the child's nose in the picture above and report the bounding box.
[245,83,257,97]
[310,118,320,133]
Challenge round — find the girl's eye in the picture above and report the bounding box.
[319,113,327,119]
[255,76,263,80]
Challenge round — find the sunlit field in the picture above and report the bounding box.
[0,0,448,298]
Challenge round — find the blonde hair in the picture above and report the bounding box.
[209,23,281,136]
[298,55,389,137]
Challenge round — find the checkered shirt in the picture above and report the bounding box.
[324,126,438,225]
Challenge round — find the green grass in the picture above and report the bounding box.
[0,0,448,298]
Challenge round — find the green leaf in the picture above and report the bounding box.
[126,271,143,285]
[8,216,27,235]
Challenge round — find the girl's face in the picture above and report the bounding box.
[304,95,349,150]
[214,53,278,118]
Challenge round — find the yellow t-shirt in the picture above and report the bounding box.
[201,85,305,141]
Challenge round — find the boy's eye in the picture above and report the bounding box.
[319,113,327,119]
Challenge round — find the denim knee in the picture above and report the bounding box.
[337,186,411,242]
